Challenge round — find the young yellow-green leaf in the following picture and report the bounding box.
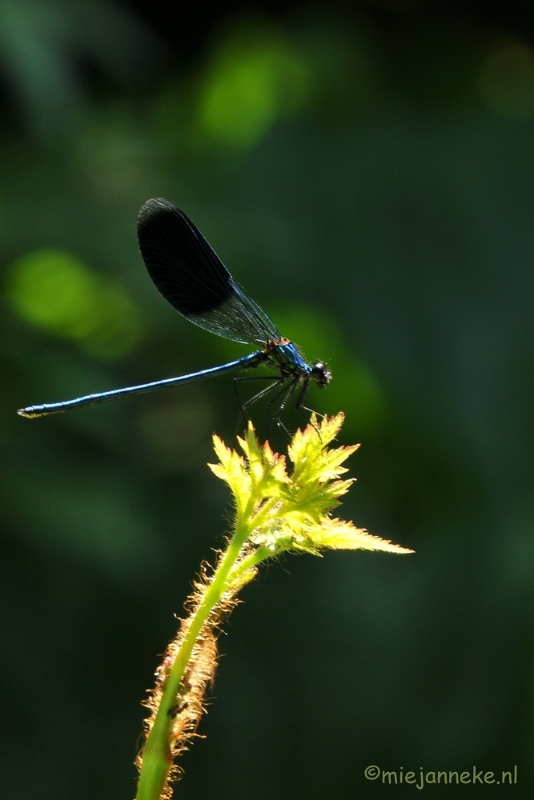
[209,436,251,515]
[238,424,289,495]
[288,413,345,468]
[309,520,414,553]
[209,413,413,559]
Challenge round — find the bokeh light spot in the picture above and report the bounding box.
[479,41,534,118]
[195,33,312,148]
[6,248,144,358]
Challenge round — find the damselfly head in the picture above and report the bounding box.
[310,362,332,388]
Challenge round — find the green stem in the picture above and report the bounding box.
[228,545,274,582]
[135,519,251,800]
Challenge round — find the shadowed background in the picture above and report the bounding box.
[1,1,534,797]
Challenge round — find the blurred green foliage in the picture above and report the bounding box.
[479,40,534,117]
[7,247,144,356]
[1,2,534,800]
[194,26,313,148]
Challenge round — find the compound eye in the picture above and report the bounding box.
[311,361,332,387]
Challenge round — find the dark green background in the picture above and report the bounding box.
[2,1,533,797]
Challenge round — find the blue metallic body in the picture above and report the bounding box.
[18,199,331,425]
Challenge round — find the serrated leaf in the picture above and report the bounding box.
[209,414,413,559]
[310,521,414,553]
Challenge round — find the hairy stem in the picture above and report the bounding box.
[135,523,250,800]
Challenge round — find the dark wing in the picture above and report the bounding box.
[137,198,280,345]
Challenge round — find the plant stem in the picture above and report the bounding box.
[135,520,251,800]
[227,545,274,582]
